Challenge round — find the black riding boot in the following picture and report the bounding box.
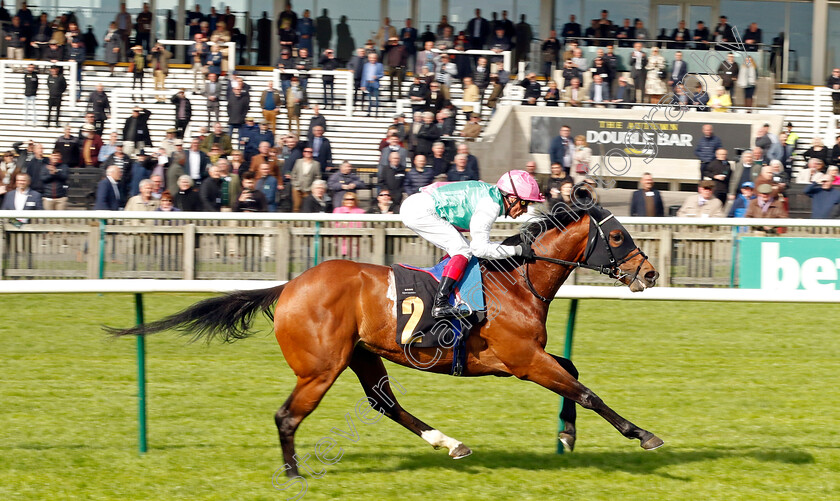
[431,276,463,319]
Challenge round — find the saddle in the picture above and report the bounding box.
[391,257,487,375]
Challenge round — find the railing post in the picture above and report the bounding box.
[0,220,5,280]
[0,60,5,105]
[183,223,195,280]
[658,227,672,287]
[345,72,353,117]
[557,298,579,454]
[87,223,99,279]
[372,226,386,266]
[135,293,148,454]
[99,219,106,279]
[275,223,291,280]
[313,221,322,266]
[69,60,77,107]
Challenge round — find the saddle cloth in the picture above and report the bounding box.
[391,256,485,348]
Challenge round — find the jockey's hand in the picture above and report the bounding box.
[517,243,536,260]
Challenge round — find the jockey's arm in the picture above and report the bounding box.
[468,197,521,260]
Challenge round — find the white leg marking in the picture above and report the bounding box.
[421,429,462,453]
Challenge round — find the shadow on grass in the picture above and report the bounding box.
[336,447,815,478]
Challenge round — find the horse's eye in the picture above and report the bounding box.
[609,230,624,246]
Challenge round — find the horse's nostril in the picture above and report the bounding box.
[645,271,659,283]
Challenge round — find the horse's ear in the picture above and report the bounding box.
[570,183,596,210]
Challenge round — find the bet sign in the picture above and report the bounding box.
[739,238,840,290]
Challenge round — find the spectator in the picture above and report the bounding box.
[40,151,68,210]
[102,22,120,73]
[611,77,636,108]
[404,154,434,196]
[456,143,480,179]
[565,77,584,107]
[67,39,85,100]
[383,36,407,101]
[171,89,192,139]
[79,124,102,168]
[572,135,592,177]
[446,153,477,182]
[4,16,26,59]
[717,52,739,102]
[94,165,124,210]
[248,140,272,172]
[544,163,573,209]
[756,160,789,195]
[644,46,666,103]
[102,141,130,174]
[347,47,366,105]
[692,22,711,50]
[378,134,407,175]
[407,75,430,114]
[701,148,731,205]
[667,51,688,88]
[630,173,664,217]
[129,45,146,97]
[461,114,482,141]
[124,178,160,211]
[23,63,37,126]
[544,80,560,106]
[729,150,761,198]
[561,14,581,43]
[0,151,20,203]
[301,179,331,213]
[114,2,131,59]
[23,142,46,194]
[255,162,279,212]
[254,80,281,136]
[46,65,66,128]
[629,43,647,101]
[127,149,153,196]
[803,137,830,166]
[677,180,724,217]
[728,181,756,218]
[415,111,441,157]
[198,164,224,212]
[745,183,788,225]
[615,18,634,47]
[148,42,172,102]
[174,175,201,211]
[286,76,304,136]
[201,72,222,126]
[86,83,110,134]
[155,190,178,212]
[307,125,333,176]
[206,41,222,76]
[200,122,233,156]
[233,170,267,212]
[713,15,735,43]
[122,106,151,157]
[587,74,610,106]
[518,72,541,105]
[428,141,448,177]
[291,145,321,212]
[362,52,384,117]
[54,126,80,168]
[739,56,758,108]
[227,86,250,140]
[695,124,722,178]
[434,53,458,98]
[295,47,313,91]
[184,138,209,184]
[524,160,549,194]
[367,189,396,214]
[827,68,840,115]
[380,151,407,206]
[325,160,362,204]
[1,172,42,210]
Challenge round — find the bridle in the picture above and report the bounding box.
[521,207,648,303]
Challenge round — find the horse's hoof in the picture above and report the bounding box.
[559,432,576,452]
[450,443,472,459]
[641,435,664,450]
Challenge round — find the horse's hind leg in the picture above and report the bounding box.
[348,345,472,459]
[275,369,345,477]
[549,353,578,452]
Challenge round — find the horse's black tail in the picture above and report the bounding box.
[104,285,286,343]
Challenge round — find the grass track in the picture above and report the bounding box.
[1,293,838,500]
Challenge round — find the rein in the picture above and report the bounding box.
[520,210,647,303]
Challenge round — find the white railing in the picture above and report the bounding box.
[0,59,78,106]
[157,40,237,74]
[431,49,512,74]
[0,280,838,303]
[3,210,840,227]
[272,69,354,117]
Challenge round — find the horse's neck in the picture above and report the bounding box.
[528,216,590,301]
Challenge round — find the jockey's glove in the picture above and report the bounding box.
[516,243,536,260]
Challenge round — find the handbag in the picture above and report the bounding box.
[576,163,588,174]
[127,62,135,73]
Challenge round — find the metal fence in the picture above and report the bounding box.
[2,211,840,286]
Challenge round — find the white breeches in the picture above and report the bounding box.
[401,193,472,259]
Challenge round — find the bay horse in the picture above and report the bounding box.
[108,198,663,477]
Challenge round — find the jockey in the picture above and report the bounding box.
[401,170,545,319]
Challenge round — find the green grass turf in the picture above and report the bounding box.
[1,293,838,500]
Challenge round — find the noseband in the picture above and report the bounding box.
[521,208,648,303]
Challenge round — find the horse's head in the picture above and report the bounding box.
[582,205,658,292]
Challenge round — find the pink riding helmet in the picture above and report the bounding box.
[496,170,546,202]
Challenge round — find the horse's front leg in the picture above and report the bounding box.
[499,344,663,450]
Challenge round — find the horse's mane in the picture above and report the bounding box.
[482,199,593,273]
